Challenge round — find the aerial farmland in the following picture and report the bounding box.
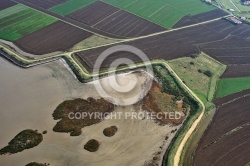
[0,0,250,166]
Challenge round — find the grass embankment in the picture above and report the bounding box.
[152,65,201,166]
[69,35,121,51]
[0,4,56,41]
[50,0,97,16]
[104,0,215,28]
[216,77,250,98]
[169,53,226,109]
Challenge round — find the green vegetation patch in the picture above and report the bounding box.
[103,0,215,28]
[153,65,199,115]
[0,4,26,19]
[0,5,57,41]
[52,98,114,136]
[169,53,226,108]
[50,0,97,16]
[216,76,250,98]
[0,129,43,155]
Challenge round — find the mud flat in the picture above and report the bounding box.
[0,57,183,166]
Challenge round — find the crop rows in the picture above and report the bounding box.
[103,0,216,28]
[0,4,57,41]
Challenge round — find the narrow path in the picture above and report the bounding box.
[161,61,205,166]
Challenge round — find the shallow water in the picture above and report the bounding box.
[0,57,178,166]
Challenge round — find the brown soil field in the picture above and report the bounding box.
[222,64,250,78]
[21,0,67,9]
[173,9,228,28]
[200,35,250,64]
[67,1,166,37]
[76,19,250,69]
[193,90,250,166]
[15,21,92,55]
[14,0,130,38]
[0,0,16,10]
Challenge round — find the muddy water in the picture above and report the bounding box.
[0,57,97,165]
[182,109,216,166]
[0,57,178,166]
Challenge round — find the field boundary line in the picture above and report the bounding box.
[230,0,241,12]
[11,0,126,40]
[100,0,169,29]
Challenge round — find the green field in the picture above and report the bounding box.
[218,0,250,11]
[0,4,57,41]
[103,0,215,28]
[50,0,97,16]
[169,53,226,107]
[218,0,250,19]
[216,77,250,98]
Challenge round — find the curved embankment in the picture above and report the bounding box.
[160,61,205,166]
[0,42,205,165]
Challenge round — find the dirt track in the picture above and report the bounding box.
[76,19,250,69]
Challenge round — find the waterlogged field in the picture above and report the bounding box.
[103,0,215,28]
[50,0,97,16]
[216,77,250,98]
[0,4,56,41]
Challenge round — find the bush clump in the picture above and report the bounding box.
[84,139,100,152]
[103,126,118,137]
[0,129,43,155]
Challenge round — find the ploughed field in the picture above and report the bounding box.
[13,0,227,38]
[173,9,228,28]
[193,90,250,166]
[0,3,93,54]
[14,21,92,55]
[103,0,216,28]
[75,19,250,70]
[21,0,67,9]
[67,1,166,37]
[0,0,16,10]
[222,64,250,78]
